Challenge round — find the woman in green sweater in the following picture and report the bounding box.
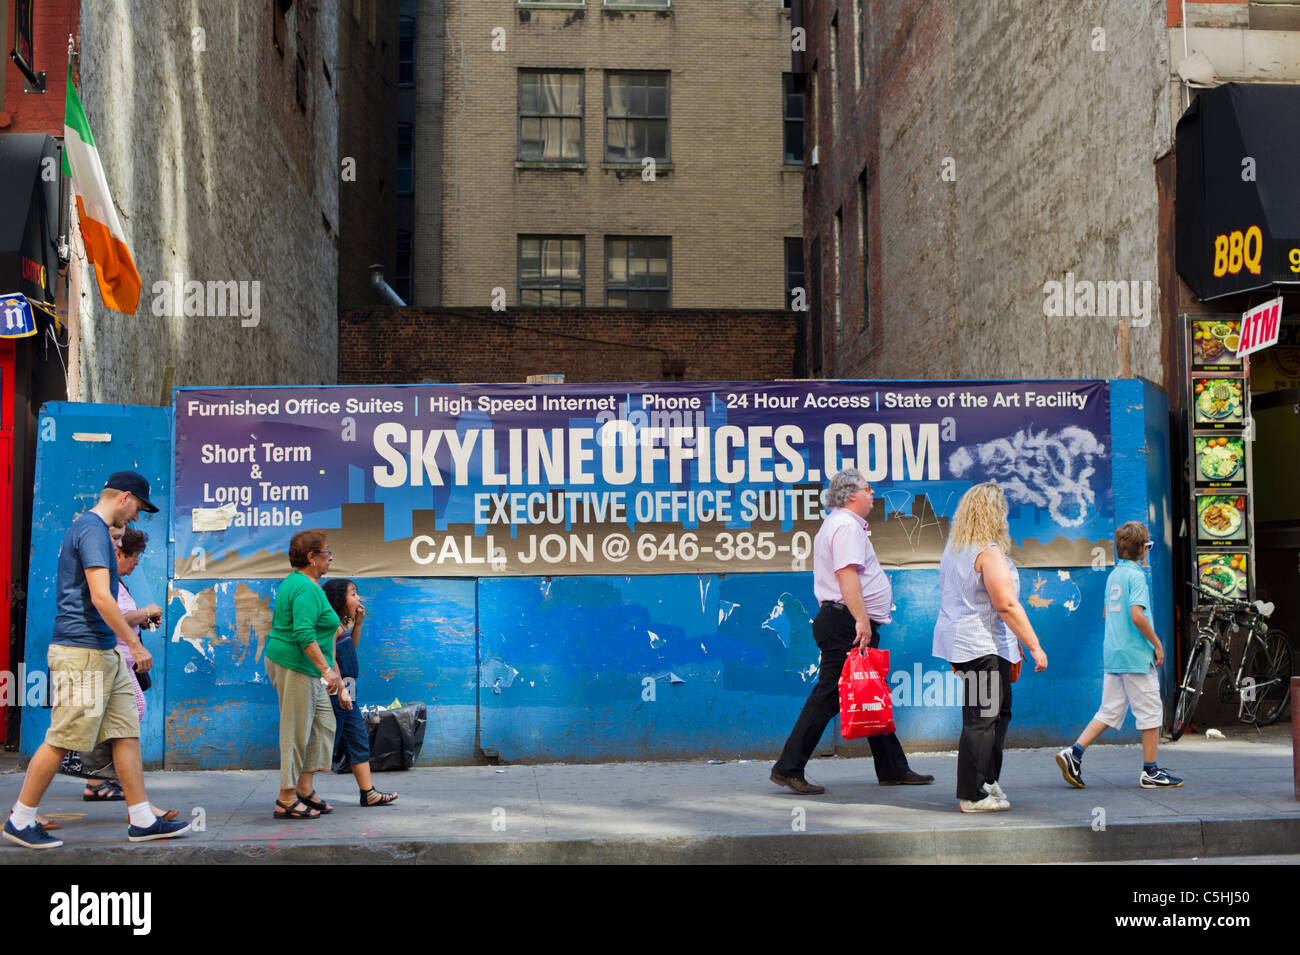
[264,529,352,819]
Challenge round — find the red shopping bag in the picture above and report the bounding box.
[839,647,895,739]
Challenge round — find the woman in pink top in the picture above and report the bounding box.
[111,527,177,821]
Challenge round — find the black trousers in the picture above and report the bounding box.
[951,654,1012,801]
[772,605,910,781]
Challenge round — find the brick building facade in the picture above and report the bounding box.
[430,0,802,312]
[339,305,798,383]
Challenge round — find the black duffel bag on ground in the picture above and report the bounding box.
[367,702,427,771]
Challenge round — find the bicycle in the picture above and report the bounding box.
[1170,584,1293,740]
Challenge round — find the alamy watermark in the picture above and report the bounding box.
[50,885,150,935]
[151,274,261,327]
[0,665,104,716]
[1042,272,1152,328]
[890,664,1001,717]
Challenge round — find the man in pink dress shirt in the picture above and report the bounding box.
[770,468,934,794]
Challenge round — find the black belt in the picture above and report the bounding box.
[820,601,878,626]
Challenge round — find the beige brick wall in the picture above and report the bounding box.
[436,0,802,309]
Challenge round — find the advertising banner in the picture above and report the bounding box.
[173,380,1112,579]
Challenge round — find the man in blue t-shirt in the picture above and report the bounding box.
[3,471,190,849]
[1054,521,1184,791]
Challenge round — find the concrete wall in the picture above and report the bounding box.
[71,0,339,405]
[804,0,1170,386]
[21,381,1175,767]
[952,1,1169,385]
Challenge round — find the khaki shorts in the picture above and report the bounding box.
[44,644,141,752]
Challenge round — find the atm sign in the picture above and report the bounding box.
[1237,297,1282,359]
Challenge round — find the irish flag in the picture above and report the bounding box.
[63,65,140,314]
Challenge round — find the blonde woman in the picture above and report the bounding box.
[932,483,1048,813]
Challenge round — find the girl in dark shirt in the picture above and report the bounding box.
[323,579,397,806]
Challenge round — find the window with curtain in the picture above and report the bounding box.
[519,236,585,306]
[519,71,584,161]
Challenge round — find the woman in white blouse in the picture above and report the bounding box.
[933,483,1048,813]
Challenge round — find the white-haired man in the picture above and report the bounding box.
[771,468,933,794]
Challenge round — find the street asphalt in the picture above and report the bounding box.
[1,725,1296,864]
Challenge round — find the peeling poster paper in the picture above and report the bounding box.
[191,503,238,532]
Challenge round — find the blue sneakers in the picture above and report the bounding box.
[3,817,63,849]
[127,817,191,842]
[1139,766,1184,789]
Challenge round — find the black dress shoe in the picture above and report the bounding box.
[879,770,935,785]
[770,771,826,795]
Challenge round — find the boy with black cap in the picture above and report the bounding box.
[3,471,190,849]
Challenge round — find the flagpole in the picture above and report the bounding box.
[56,35,77,266]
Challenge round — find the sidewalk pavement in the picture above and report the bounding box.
[2,727,1297,864]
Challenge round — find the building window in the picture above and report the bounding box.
[522,1,587,5]
[604,0,670,8]
[606,237,670,308]
[519,236,585,306]
[785,238,804,311]
[783,74,804,164]
[857,0,867,90]
[395,230,413,303]
[858,171,869,330]
[519,71,583,161]
[809,64,819,157]
[853,0,864,90]
[399,17,416,87]
[829,15,839,139]
[398,123,414,195]
[273,0,292,56]
[833,209,843,341]
[605,72,668,162]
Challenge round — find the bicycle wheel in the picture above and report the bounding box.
[1171,639,1212,740]
[1243,631,1293,727]
[1215,641,1237,704]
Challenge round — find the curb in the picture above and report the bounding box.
[4,815,1298,864]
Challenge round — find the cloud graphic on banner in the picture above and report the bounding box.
[948,426,1105,527]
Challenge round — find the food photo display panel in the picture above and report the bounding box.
[1195,493,1249,546]
[1193,435,1248,489]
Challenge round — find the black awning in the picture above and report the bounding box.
[0,132,60,304]
[1176,83,1300,301]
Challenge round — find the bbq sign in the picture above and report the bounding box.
[172,381,1113,579]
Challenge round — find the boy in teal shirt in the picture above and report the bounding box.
[1055,521,1183,789]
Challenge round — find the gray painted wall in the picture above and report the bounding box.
[73,0,339,404]
[951,0,1169,384]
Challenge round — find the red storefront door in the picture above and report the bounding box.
[0,341,13,741]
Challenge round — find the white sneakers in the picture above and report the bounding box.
[959,781,1011,813]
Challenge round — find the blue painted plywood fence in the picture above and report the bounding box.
[21,379,1174,767]
[21,403,172,767]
